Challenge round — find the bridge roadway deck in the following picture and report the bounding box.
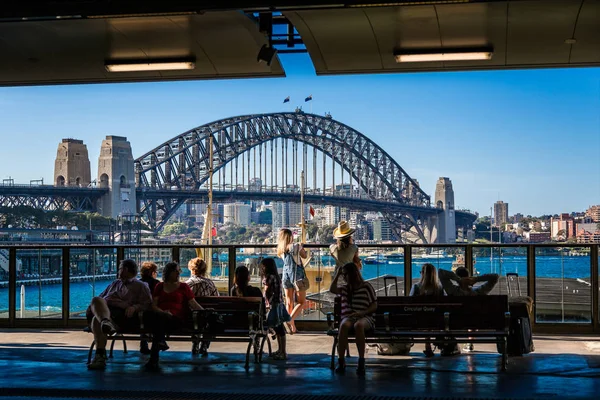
[0,329,599,400]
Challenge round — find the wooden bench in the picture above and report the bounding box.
[327,295,510,371]
[86,296,270,369]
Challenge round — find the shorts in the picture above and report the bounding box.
[86,305,140,332]
[341,315,375,332]
[282,266,306,290]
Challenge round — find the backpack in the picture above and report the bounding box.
[376,341,413,356]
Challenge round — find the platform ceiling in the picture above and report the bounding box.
[0,0,598,86]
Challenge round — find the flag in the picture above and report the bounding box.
[304,95,312,102]
[211,226,217,237]
[283,96,290,103]
[309,206,315,218]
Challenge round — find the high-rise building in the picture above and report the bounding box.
[223,203,251,226]
[372,218,391,241]
[586,205,600,222]
[551,213,575,239]
[494,201,509,227]
[54,139,91,187]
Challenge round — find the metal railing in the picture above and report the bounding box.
[0,243,598,333]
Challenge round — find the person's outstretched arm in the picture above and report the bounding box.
[438,269,461,296]
[472,274,499,295]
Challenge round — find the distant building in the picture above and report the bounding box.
[494,201,509,227]
[512,213,524,223]
[576,227,600,244]
[372,218,391,241]
[551,213,575,239]
[223,203,251,226]
[54,138,91,187]
[585,205,600,222]
[528,231,551,243]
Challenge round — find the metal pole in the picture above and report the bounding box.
[207,135,214,275]
[20,285,24,319]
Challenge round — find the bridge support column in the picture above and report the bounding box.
[432,177,456,244]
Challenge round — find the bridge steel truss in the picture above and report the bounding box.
[0,186,107,212]
[136,112,445,241]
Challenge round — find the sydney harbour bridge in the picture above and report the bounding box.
[0,112,476,243]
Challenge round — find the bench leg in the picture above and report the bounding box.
[259,336,268,362]
[109,337,116,358]
[87,340,96,364]
[122,337,128,354]
[330,337,338,370]
[501,337,508,371]
[245,340,252,370]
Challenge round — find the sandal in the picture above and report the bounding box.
[272,352,287,360]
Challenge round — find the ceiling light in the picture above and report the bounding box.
[105,59,195,72]
[394,48,493,63]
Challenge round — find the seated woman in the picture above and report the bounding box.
[231,265,263,297]
[329,262,377,376]
[146,262,203,369]
[410,263,444,357]
[185,257,218,355]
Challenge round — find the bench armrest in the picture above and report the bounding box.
[384,312,390,332]
[326,312,334,331]
[444,312,450,332]
[138,310,145,330]
[504,311,511,334]
[248,311,258,332]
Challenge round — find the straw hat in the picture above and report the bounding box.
[333,220,355,239]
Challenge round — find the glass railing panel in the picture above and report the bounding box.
[302,245,331,321]
[361,246,404,297]
[15,248,63,319]
[535,246,592,324]
[69,248,117,319]
[0,248,8,318]
[473,246,528,296]
[411,246,464,294]
[124,247,173,278]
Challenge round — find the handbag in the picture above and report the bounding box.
[293,246,310,292]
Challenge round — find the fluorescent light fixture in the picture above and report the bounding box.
[394,48,493,63]
[105,59,195,72]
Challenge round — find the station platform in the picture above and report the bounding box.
[0,329,599,400]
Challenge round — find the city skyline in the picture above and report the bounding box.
[0,53,598,217]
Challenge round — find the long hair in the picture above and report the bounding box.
[419,263,442,295]
[234,265,250,297]
[188,257,207,277]
[259,257,278,280]
[276,229,293,257]
[336,236,352,250]
[162,262,180,282]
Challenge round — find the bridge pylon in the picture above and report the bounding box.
[97,136,137,219]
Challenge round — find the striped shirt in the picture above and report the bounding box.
[339,282,376,324]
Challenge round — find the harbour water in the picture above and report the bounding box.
[0,255,595,317]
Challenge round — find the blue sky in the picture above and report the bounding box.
[0,53,598,217]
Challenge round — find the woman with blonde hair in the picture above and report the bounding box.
[329,221,361,274]
[276,228,307,334]
[185,257,218,355]
[410,263,444,357]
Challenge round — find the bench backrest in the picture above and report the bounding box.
[333,295,509,331]
[195,296,264,331]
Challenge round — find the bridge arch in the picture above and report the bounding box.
[135,112,433,240]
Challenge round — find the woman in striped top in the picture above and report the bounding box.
[329,262,377,375]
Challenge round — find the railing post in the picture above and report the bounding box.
[403,245,411,296]
[591,244,598,332]
[465,245,473,277]
[62,247,70,327]
[116,246,125,270]
[172,246,180,265]
[228,246,236,294]
[8,247,16,327]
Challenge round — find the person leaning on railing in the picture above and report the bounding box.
[86,259,152,370]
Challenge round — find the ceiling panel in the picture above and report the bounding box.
[570,0,600,64]
[0,11,285,86]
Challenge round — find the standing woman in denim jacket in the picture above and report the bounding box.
[276,228,307,334]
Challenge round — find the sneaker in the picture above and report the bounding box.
[463,343,474,352]
[272,352,287,360]
[356,357,366,376]
[100,319,117,335]
[199,343,208,357]
[87,354,107,370]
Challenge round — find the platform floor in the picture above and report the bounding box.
[1,329,600,400]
